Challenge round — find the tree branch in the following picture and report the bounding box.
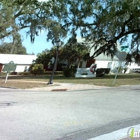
[0,25,30,39]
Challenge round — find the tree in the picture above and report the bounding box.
[30,63,44,75]
[47,0,140,63]
[0,42,27,54]
[1,0,140,63]
[34,49,53,70]
[34,39,89,70]
[61,36,89,68]
[0,33,27,54]
[0,0,66,42]
[34,46,64,70]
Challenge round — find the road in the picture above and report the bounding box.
[0,85,140,140]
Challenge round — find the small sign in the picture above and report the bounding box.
[116,51,127,61]
[2,61,17,83]
[121,46,129,52]
[3,61,16,73]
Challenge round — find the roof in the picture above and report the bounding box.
[90,46,120,61]
[0,54,37,64]
[95,53,119,61]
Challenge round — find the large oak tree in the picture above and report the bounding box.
[46,0,140,63]
[0,0,140,62]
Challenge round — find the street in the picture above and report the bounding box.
[0,85,140,140]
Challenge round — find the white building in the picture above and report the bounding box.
[76,37,140,72]
[76,47,140,77]
[91,50,140,73]
[0,54,37,72]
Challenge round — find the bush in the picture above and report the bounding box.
[44,71,63,75]
[10,72,18,75]
[63,68,77,77]
[105,68,111,74]
[0,72,6,76]
[18,72,31,75]
[96,68,110,77]
[30,64,44,75]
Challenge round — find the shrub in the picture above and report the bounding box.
[105,68,111,74]
[43,71,63,75]
[30,64,44,75]
[18,72,31,75]
[10,72,18,75]
[96,68,110,77]
[0,72,6,76]
[63,68,76,77]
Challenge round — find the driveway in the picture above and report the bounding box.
[0,85,140,140]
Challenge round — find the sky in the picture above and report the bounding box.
[16,0,53,55]
[20,0,70,55]
[21,0,132,55]
[0,29,53,55]
[0,0,52,55]
[20,29,53,55]
[20,0,52,55]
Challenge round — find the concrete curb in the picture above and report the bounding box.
[26,83,111,92]
[88,124,140,140]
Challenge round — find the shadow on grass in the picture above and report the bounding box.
[0,74,139,88]
[0,73,140,80]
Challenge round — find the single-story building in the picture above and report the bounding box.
[76,47,140,77]
[0,54,37,72]
[76,37,140,74]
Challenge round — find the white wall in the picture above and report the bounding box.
[127,62,140,73]
[2,65,31,72]
[128,62,140,69]
[15,65,30,72]
[0,54,37,64]
[96,60,109,68]
[0,54,37,73]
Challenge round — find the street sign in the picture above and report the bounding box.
[121,46,129,52]
[113,51,127,85]
[3,61,16,73]
[2,61,17,83]
[116,51,127,61]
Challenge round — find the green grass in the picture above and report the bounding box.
[0,73,139,88]
[54,74,140,86]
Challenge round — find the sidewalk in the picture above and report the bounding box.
[27,82,110,92]
[88,124,140,140]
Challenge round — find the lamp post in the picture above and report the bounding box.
[47,40,61,84]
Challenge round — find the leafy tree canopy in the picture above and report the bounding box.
[0,42,27,54]
[48,0,140,62]
[0,0,66,41]
[60,36,89,68]
[0,33,27,54]
[0,0,140,62]
[34,39,89,69]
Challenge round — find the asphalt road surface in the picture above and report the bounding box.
[0,85,140,140]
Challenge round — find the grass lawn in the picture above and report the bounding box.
[0,73,140,89]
